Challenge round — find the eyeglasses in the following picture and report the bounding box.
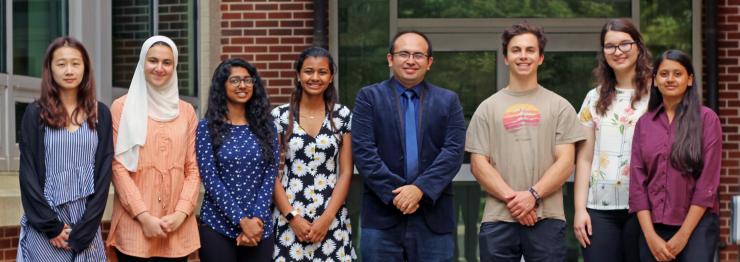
[392,51,429,61]
[603,42,636,54]
[228,77,255,87]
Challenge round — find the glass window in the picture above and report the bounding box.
[641,0,692,56]
[425,52,497,121]
[13,0,67,77]
[112,0,198,97]
[15,102,29,143]
[539,52,598,108]
[338,0,389,107]
[112,0,151,89]
[159,0,197,96]
[399,0,630,19]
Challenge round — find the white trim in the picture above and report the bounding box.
[692,0,702,95]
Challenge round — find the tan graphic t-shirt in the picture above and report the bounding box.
[465,86,585,222]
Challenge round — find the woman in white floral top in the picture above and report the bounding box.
[573,19,652,262]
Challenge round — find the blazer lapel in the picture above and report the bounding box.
[384,80,405,153]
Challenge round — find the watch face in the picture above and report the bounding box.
[286,213,294,221]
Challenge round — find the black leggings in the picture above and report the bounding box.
[198,224,274,262]
[580,209,640,262]
[115,249,188,262]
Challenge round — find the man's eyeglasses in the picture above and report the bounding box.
[603,42,636,54]
[228,77,256,87]
[392,51,429,61]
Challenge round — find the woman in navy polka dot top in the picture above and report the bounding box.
[196,58,279,261]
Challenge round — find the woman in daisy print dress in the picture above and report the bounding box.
[272,47,355,261]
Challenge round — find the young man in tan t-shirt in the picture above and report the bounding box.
[465,23,585,261]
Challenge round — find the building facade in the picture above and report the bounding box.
[0,0,738,261]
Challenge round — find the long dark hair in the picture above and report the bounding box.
[594,19,652,116]
[205,58,275,165]
[648,50,702,178]
[283,47,339,148]
[39,36,97,129]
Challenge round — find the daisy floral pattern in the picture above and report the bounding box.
[272,104,356,261]
[578,87,647,209]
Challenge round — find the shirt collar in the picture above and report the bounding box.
[651,103,666,120]
[391,78,423,97]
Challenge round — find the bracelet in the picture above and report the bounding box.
[528,187,541,202]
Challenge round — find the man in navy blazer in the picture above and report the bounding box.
[352,30,466,262]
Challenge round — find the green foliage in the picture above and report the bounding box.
[398,0,629,18]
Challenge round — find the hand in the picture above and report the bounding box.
[573,209,592,247]
[392,185,423,214]
[236,232,258,247]
[666,231,689,257]
[239,217,264,241]
[645,232,676,261]
[517,209,537,227]
[307,215,332,243]
[136,212,166,238]
[505,191,536,219]
[289,216,313,243]
[49,224,71,250]
[160,211,187,233]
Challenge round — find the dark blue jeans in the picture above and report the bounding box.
[479,219,566,262]
[581,209,640,262]
[361,214,454,262]
[638,213,718,262]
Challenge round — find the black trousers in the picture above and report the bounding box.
[580,209,640,262]
[115,249,188,262]
[638,213,718,262]
[198,224,274,262]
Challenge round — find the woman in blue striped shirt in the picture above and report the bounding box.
[17,37,113,261]
[196,58,278,261]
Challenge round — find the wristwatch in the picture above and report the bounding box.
[285,209,299,221]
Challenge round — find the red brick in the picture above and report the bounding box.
[268,12,292,19]
[269,62,292,70]
[280,3,304,10]
[221,12,241,20]
[282,37,305,44]
[222,46,242,53]
[269,79,293,86]
[229,3,253,11]
[244,29,267,36]
[294,11,313,19]
[244,46,268,53]
[269,46,293,52]
[230,21,254,28]
[256,54,279,61]
[280,20,304,28]
[270,29,292,35]
[231,37,254,44]
[222,29,242,36]
[244,13,266,19]
[256,20,279,27]
[255,38,279,44]
[254,3,278,11]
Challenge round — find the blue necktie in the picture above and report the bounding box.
[403,90,418,181]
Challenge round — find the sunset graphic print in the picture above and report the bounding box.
[503,103,541,132]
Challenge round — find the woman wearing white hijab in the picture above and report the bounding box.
[106,35,201,261]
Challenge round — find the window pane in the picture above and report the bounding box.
[338,0,389,108]
[539,52,597,109]
[425,52,496,122]
[112,0,151,89]
[15,102,29,143]
[13,0,67,77]
[399,0,630,19]
[641,0,692,56]
[159,0,196,96]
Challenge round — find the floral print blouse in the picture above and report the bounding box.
[578,87,648,210]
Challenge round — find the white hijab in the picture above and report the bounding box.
[115,35,180,172]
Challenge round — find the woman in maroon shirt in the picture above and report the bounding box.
[629,49,721,262]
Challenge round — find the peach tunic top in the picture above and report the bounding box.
[106,96,201,258]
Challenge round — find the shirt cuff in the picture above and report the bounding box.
[175,199,195,216]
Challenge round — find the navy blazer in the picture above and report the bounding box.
[352,78,465,234]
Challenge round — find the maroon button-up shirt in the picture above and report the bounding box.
[628,105,722,226]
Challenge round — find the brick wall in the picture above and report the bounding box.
[220,0,318,104]
[717,1,740,262]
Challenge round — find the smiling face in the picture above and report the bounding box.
[603,30,639,74]
[225,66,253,106]
[143,44,175,88]
[504,33,544,78]
[51,46,85,90]
[654,59,693,101]
[387,33,433,88]
[298,56,333,97]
